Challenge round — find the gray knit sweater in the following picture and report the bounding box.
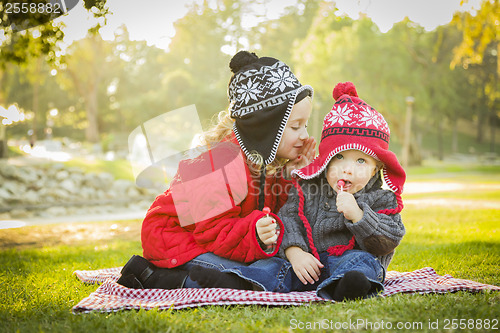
[277,173,405,270]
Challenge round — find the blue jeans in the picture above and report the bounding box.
[221,250,385,299]
[181,253,248,288]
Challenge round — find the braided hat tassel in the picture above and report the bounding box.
[292,178,320,261]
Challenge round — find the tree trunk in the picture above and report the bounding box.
[476,104,485,144]
[0,125,6,159]
[491,60,498,153]
[384,111,422,166]
[66,67,101,143]
[490,110,497,153]
[85,83,100,143]
[409,139,422,166]
[451,117,458,154]
[311,100,323,144]
[401,98,414,169]
[0,70,6,159]
[32,65,39,142]
[436,119,444,161]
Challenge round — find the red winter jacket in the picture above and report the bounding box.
[141,137,291,268]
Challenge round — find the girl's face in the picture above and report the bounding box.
[326,149,380,194]
[276,97,312,160]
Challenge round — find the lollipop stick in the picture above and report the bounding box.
[262,207,279,252]
[337,179,345,192]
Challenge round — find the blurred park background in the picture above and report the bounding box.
[0,0,499,225]
[2,3,499,330]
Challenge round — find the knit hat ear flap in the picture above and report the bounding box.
[377,192,404,215]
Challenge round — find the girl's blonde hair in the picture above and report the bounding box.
[200,109,288,176]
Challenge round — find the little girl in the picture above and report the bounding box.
[190,82,406,301]
[117,51,315,289]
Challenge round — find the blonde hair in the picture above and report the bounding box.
[200,109,288,176]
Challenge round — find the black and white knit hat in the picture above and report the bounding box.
[228,51,313,165]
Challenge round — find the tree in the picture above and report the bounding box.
[0,0,110,157]
[462,42,499,150]
[452,1,499,152]
[252,0,321,65]
[293,3,483,164]
[292,1,355,140]
[108,26,173,132]
[452,0,500,75]
[57,34,114,142]
[165,0,251,121]
[385,19,474,161]
[0,0,109,67]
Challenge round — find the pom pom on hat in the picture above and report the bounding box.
[229,51,259,73]
[332,81,358,101]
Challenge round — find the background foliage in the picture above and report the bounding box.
[0,0,498,163]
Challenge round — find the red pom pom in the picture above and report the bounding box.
[332,82,358,101]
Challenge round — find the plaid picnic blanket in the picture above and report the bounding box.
[72,267,499,313]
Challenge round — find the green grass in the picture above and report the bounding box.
[1,214,498,332]
[63,158,135,181]
[403,189,500,202]
[0,167,499,332]
[7,145,24,157]
[396,207,499,284]
[407,161,500,181]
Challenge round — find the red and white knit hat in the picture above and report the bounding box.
[295,82,405,204]
[292,82,406,258]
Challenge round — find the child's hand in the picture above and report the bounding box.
[298,137,316,164]
[256,215,278,245]
[285,137,316,175]
[285,246,324,285]
[336,191,364,223]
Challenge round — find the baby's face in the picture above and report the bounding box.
[326,149,380,194]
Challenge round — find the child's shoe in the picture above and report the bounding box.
[117,255,188,289]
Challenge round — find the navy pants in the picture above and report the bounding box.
[221,250,385,299]
[181,252,247,288]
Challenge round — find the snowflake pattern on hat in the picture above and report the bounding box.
[359,106,388,132]
[324,104,351,127]
[228,61,302,118]
[268,67,298,92]
[323,97,390,134]
[236,79,262,104]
